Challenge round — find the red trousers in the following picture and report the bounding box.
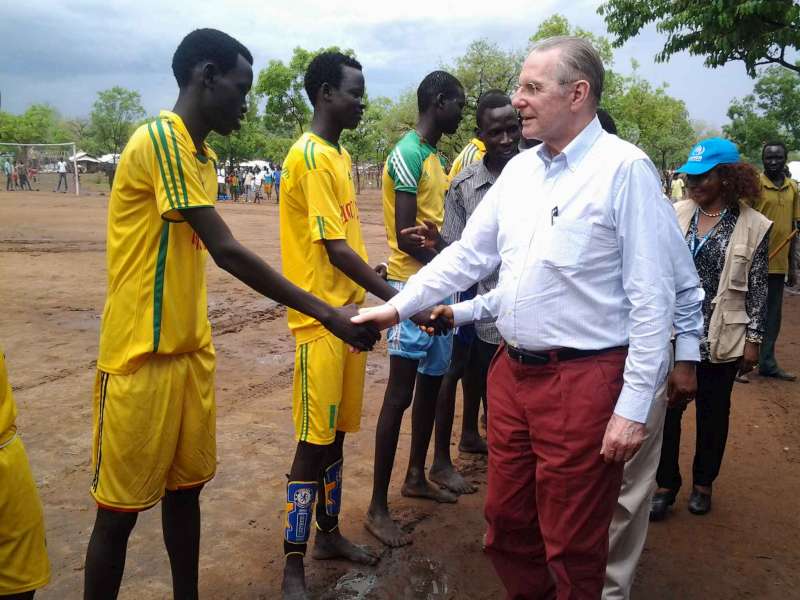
[484,347,627,600]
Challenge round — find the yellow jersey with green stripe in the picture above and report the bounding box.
[98,110,217,375]
[280,132,368,343]
[0,349,17,446]
[382,130,449,281]
[448,137,486,180]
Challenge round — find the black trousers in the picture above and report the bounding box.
[471,338,500,412]
[656,360,739,490]
[759,273,786,375]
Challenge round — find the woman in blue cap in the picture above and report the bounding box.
[650,138,771,519]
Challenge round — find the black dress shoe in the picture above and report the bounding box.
[649,490,677,522]
[760,368,798,382]
[688,489,712,515]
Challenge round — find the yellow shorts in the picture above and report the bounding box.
[263,183,273,193]
[0,435,51,594]
[91,344,216,511]
[293,333,367,445]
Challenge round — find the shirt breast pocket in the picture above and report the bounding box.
[539,219,593,268]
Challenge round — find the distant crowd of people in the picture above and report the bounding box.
[217,163,282,203]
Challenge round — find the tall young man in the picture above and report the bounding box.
[278,51,419,600]
[365,71,465,548]
[83,30,378,600]
[402,90,520,493]
[0,348,51,600]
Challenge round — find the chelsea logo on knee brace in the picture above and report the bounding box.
[285,481,317,544]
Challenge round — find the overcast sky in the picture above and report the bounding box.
[1,0,760,129]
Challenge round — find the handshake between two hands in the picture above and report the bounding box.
[332,303,455,354]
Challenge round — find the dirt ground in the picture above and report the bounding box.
[1,190,798,599]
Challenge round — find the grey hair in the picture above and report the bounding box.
[530,35,604,105]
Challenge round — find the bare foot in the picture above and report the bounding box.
[312,530,379,565]
[401,478,458,503]
[281,560,310,600]
[458,435,488,455]
[365,509,412,547]
[429,465,477,494]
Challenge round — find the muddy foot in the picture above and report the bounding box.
[401,478,458,503]
[365,510,412,547]
[458,436,488,455]
[430,465,477,494]
[282,561,310,600]
[312,530,380,565]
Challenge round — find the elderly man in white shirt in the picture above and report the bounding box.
[354,36,704,599]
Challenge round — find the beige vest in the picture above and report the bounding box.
[675,200,772,363]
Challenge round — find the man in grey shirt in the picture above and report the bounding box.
[400,89,519,494]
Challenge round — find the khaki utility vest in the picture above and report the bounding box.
[675,200,772,363]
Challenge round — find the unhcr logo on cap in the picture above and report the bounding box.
[688,144,705,162]
[675,138,741,175]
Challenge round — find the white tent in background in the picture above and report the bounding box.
[97,153,121,164]
[787,161,800,182]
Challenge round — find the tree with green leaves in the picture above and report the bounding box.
[441,39,523,159]
[0,104,70,143]
[598,0,800,76]
[603,66,694,171]
[86,86,145,162]
[724,64,800,162]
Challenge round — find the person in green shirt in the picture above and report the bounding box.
[750,141,800,381]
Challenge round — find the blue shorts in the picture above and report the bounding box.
[387,280,453,376]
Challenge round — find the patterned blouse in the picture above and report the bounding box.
[686,204,770,361]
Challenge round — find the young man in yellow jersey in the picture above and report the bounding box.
[279,51,442,600]
[83,30,379,600]
[0,349,50,600]
[448,136,486,180]
[364,71,465,548]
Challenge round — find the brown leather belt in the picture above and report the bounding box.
[505,344,628,365]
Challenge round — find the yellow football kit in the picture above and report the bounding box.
[0,349,50,595]
[383,130,450,281]
[280,132,368,444]
[448,137,486,180]
[92,110,218,510]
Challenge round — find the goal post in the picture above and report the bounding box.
[0,142,80,195]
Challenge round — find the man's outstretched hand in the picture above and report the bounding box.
[325,304,381,351]
[351,304,400,331]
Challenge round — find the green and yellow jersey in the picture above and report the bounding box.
[98,110,218,375]
[280,132,368,343]
[383,130,449,282]
[448,137,485,180]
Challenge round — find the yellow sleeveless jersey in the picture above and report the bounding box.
[280,132,368,343]
[98,111,217,375]
[382,130,449,281]
[0,349,17,445]
[448,137,486,180]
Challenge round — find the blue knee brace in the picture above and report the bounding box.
[323,458,343,517]
[285,481,317,546]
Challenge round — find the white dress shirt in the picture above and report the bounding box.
[388,117,704,423]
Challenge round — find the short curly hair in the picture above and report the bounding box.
[304,52,362,107]
[417,71,463,113]
[172,29,253,88]
[715,163,761,206]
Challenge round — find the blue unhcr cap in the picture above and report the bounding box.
[675,137,740,175]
